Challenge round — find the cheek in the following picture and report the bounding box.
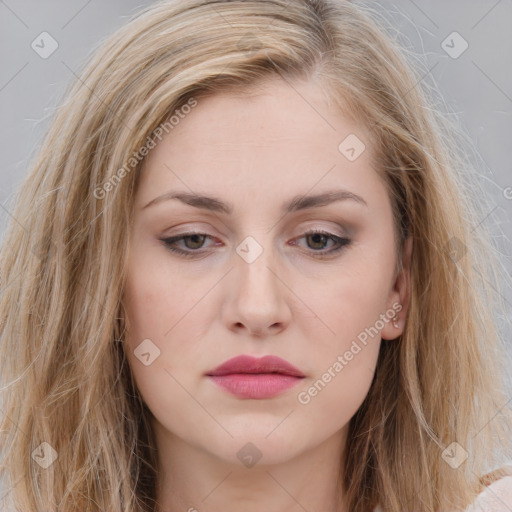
[121,263,203,418]
[122,248,216,381]
[292,255,394,356]
[123,274,168,344]
[294,273,386,428]
[296,347,379,440]
[123,244,203,343]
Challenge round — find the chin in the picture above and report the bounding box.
[208,428,309,468]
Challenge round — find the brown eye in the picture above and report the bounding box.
[160,232,217,257]
[292,230,351,258]
[182,234,207,249]
[306,232,330,250]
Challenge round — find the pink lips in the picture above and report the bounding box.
[206,355,305,399]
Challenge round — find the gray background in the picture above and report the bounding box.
[1,0,511,281]
[2,1,510,350]
[0,0,511,496]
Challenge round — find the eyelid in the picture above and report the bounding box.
[161,231,220,249]
[290,229,351,257]
[159,228,351,259]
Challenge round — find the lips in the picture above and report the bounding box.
[206,355,305,399]
[206,354,305,378]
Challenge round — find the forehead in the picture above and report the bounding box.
[137,77,382,210]
[159,78,366,151]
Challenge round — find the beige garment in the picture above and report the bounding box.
[373,476,512,512]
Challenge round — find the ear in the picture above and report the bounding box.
[381,235,413,341]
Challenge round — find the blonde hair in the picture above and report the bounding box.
[1,1,511,511]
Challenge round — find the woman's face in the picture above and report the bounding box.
[123,77,410,468]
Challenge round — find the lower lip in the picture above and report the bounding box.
[208,374,303,399]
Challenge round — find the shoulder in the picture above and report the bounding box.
[465,475,512,512]
[372,475,512,512]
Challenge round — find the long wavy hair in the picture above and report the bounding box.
[1,1,511,511]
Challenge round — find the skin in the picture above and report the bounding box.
[122,75,412,512]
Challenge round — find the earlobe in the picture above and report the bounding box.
[381,235,413,341]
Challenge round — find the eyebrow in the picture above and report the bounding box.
[142,189,368,214]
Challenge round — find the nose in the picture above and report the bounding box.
[222,243,292,338]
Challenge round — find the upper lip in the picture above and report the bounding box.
[206,355,305,378]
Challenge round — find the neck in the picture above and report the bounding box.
[152,422,349,512]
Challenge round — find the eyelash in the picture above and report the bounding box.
[159,229,351,259]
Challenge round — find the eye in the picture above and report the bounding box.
[160,232,218,258]
[291,229,351,258]
[160,229,351,259]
